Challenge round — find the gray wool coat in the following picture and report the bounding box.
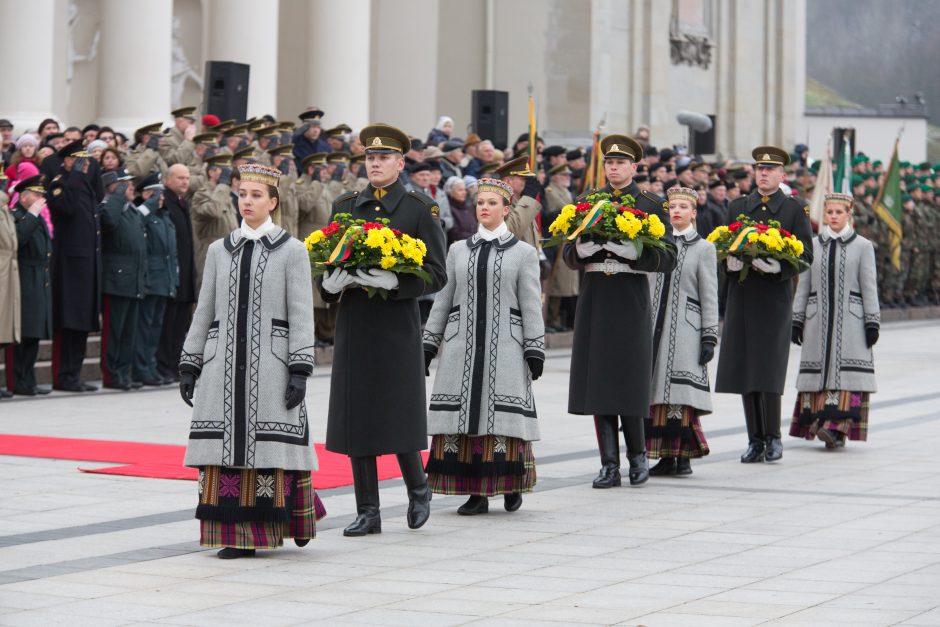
[180,226,318,471]
[423,231,545,441]
[648,231,719,413]
[793,229,879,393]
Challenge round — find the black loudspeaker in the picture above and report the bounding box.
[832,127,856,161]
[689,114,716,155]
[204,61,250,122]
[472,90,509,150]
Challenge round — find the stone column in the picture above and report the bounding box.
[0,0,58,131]
[207,0,279,118]
[307,0,371,129]
[97,0,173,133]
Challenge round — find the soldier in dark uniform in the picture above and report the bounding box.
[563,134,677,488]
[46,141,101,392]
[7,177,53,395]
[319,124,447,536]
[99,170,147,390]
[292,109,331,169]
[716,146,813,463]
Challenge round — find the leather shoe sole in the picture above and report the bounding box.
[217,548,255,559]
[504,493,522,512]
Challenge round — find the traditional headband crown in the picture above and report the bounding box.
[477,177,514,201]
[824,192,853,206]
[666,186,698,202]
[238,163,281,187]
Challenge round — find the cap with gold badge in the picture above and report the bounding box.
[268,144,294,157]
[494,155,534,178]
[327,151,351,165]
[324,124,352,138]
[752,145,790,168]
[232,145,256,161]
[204,153,232,167]
[171,106,198,121]
[360,124,410,154]
[134,121,163,139]
[192,133,220,146]
[548,163,572,176]
[301,152,328,169]
[600,134,643,162]
[212,119,236,133]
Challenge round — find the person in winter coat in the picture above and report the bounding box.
[0,180,18,399]
[444,176,476,245]
[426,116,453,147]
[790,193,879,449]
[646,187,719,476]
[178,164,323,559]
[423,178,545,515]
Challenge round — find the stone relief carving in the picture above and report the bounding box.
[670,0,713,70]
[67,0,100,106]
[172,16,203,108]
[670,33,714,69]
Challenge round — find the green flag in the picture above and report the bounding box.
[833,131,853,193]
[872,138,902,270]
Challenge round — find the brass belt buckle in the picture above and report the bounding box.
[603,258,617,275]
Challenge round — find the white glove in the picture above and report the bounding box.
[726,256,744,272]
[27,198,46,217]
[752,257,781,274]
[322,267,356,294]
[355,268,399,291]
[575,238,603,258]
[603,240,638,260]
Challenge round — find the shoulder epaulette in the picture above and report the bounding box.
[335,190,358,204]
[409,189,440,218]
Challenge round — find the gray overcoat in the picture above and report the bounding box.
[180,226,318,470]
[793,229,879,393]
[423,231,545,441]
[648,231,719,413]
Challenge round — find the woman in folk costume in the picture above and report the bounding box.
[646,187,719,475]
[423,178,545,515]
[790,193,879,449]
[178,164,324,559]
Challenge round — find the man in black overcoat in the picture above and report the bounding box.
[715,146,813,463]
[320,124,446,536]
[46,141,101,392]
[563,135,677,488]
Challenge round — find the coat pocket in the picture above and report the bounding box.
[805,291,818,320]
[270,318,290,366]
[509,307,524,347]
[444,306,460,342]
[204,320,220,364]
[848,290,864,319]
[684,297,702,331]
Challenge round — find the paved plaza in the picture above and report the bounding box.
[1,319,939,626]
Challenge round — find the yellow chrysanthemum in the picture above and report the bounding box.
[747,232,759,244]
[364,229,385,249]
[615,213,643,238]
[380,255,397,269]
[787,237,804,256]
[646,213,666,238]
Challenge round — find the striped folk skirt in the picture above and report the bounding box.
[789,390,870,442]
[197,466,326,550]
[645,404,710,459]
[426,434,537,497]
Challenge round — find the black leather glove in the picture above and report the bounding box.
[699,342,715,365]
[865,326,879,347]
[521,176,542,201]
[218,167,233,186]
[424,350,434,377]
[791,323,803,346]
[285,373,307,410]
[146,134,160,150]
[526,357,543,380]
[179,372,196,407]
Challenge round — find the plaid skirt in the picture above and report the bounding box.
[197,466,326,549]
[645,404,710,459]
[789,390,870,442]
[426,434,537,497]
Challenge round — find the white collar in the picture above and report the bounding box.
[240,217,276,240]
[825,223,853,240]
[477,222,508,241]
[672,224,695,237]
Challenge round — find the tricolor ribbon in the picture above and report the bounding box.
[327,225,361,264]
[729,226,759,253]
[567,200,607,240]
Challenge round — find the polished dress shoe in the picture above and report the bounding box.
[406,484,431,529]
[343,511,382,536]
[740,441,765,463]
[649,457,677,476]
[627,452,650,486]
[592,465,622,488]
[457,495,489,515]
[103,382,131,391]
[675,457,693,476]
[217,548,255,559]
[504,493,522,512]
[764,437,783,462]
[294,538,310,547]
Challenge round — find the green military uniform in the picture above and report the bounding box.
[296,154,337,344]
[495,155,543,249]
[99,179,148,389]
[922,192,940,304]
[543,164,579,330]
[126,122,169,179]
[190,154,238,288]
[904,188,932,305]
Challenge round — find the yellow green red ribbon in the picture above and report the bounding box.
[729,226,759,253]
[567,200,606,240]
[327,225,361,264]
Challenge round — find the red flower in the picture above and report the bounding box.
[779,228,792,238]
[756,223,769,232]
[322,222,341,236]
[576,202,590,213]
[627,208,647,218]
[363,222,384,231]
[729,221,742,231]
[391,228,403,237]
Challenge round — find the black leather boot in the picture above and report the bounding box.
[397,452,431,529]
[622,417,649,486]
[649,457,677,476]
[675,457,692,475]
[457,495,489,515]
[592,415,621,488]
[217,548,255,559]
[343,456,382,536]
[740,393,765,463]
[504,492,522,512]
[761,392,783,462]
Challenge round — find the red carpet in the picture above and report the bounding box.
[0,435,424,488]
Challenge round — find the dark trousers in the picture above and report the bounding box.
[156,300,192,377]
[53,328,89,386]
[314,306,336,342]
[101,295,140,385]
[7,339,40,391]
[134,295,167,381]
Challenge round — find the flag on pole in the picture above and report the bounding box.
[527,94,537,175]
[580,130,605,194]
[808,135,834,226]
[872,137,903,270]
[832,130,853,194]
